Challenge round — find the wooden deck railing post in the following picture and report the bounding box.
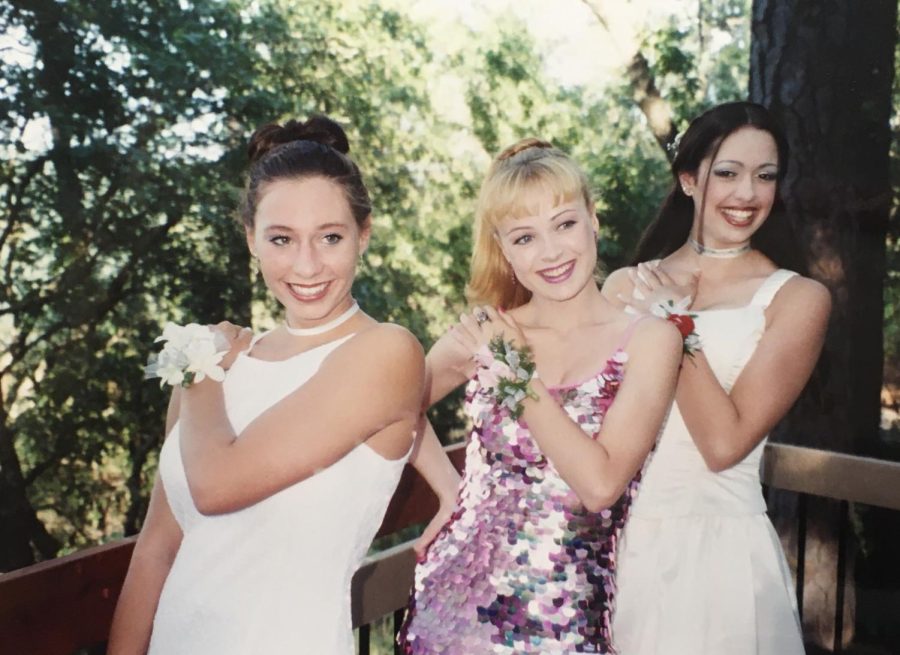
[796,492,808,620]
[833,499,850,654]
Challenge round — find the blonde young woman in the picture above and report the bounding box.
[108,116,424,655]
[607,102,831,654]
[398,139,684,654]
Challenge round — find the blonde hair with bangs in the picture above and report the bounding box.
[466,138,594,309]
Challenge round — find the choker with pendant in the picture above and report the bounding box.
[688,238,751,259]
[284,301,359,336]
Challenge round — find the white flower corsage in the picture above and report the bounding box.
[473,335,538,419]
[144,322,230,388]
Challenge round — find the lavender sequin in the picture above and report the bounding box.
[399,349,644,654]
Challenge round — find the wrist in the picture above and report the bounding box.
[144,322,229,389]
[183,375,220,393]
[473,336,538,419]
[651,301,701,357]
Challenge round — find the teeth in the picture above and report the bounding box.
[723,208,753,221]
[542,262,572,277]
[289,282,328,297]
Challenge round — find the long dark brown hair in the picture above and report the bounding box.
[631,102,805,274]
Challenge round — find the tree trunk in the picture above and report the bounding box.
[750,0,897,649]
[580,0,679,158]
[0,419,60,571]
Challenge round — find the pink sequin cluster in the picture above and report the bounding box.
[399,349,642,654]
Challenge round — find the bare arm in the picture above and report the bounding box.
[107,477,182,654]
[108,392,183,654]
[406,326,481,553]
[674,278,831,471]
[521,317,683,511]
[605,267,832,472]
[408,417,462,555]
[178,324,425,514]
[424,326,479,406]
[408,417,461,507]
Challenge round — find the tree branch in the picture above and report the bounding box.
[580,0,678,160]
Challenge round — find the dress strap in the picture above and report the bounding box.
[616,314,653,351]
[749,269,798,309]
[244,329,270,356]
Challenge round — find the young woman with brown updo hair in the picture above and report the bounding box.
[398,138,683,654]
[108,115,425,655]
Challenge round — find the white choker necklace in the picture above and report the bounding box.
[284,301,359,336]
[688,238,751,259]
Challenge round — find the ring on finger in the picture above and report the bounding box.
[475,309,490,325]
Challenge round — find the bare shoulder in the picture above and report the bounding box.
[354,322,424,361]
[772,275,832,323]
[628,314,682,354]
[321,323,425,388]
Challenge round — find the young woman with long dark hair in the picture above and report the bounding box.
[605,101,830,654]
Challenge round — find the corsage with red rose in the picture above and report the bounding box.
[650,298,701,358]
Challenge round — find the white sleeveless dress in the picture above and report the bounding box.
[613,269,805,654]
[148,333,409,655]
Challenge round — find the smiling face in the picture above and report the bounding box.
[247,176,370,328]
[681,126,779,249]
[494,185,598,304]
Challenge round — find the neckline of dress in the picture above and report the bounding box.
[688,268,789,313]
[238,332,356,364]
[544,348,626,392]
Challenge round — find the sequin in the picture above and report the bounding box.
[398,349,647,654]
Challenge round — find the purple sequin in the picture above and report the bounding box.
[399,349,643,654]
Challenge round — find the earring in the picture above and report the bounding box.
[682,186,693,196]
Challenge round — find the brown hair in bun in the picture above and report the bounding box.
[242,115,369,229]
[495,137,553,161]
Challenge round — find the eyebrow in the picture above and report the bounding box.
[504,208,576,236]
[550,207,576,221]
[713,159,778,168]
[263,224,296,233]
[263,222,350,232]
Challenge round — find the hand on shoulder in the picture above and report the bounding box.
[602,262,699,314]
[600,267,635,308]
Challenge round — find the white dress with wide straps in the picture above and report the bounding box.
[614,269,805,655]
[149,333,409,655]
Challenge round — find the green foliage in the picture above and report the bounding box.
[0,0,753,564]
[2,0,265,559]
[882,29,900,375]
[0,0,476,560]
[639,0,752,130]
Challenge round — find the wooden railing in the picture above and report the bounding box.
[1,443,898,655]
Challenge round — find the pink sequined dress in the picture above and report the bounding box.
[399,327,646,654]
